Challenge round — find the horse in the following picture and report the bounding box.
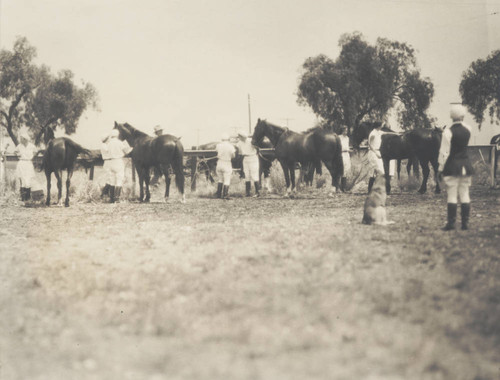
[489,133,500,181]
[187,138,275,190]
[36,126,91,207]
[352,122,441,194]
[251,119,343,194]
[114,122,185,203]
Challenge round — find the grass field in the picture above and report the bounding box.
[0,158,499,380]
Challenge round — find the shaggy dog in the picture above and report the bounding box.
[362,174,395,225]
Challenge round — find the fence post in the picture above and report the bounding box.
[190,146,197,191]
[89,165,94,181]
[491,145,496,187]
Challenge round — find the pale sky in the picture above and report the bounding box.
[1,0,500,148]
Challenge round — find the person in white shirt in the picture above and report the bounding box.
[367,122,385,192]
[216,133,236,199]
[153,125,163,137]
[237,132,260,197]
[339,126,351,192]
[101,129,133,202]
[438,104,474,230]
[15,129,37,202]
[100,133,113,199]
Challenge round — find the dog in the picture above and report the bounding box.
[362,173,395,225]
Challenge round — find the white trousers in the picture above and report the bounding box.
[443,176,471,203]
[243,155,260,182]
[16,160,35,187]
[108,158,125,186]
[217,160,232,186]
[342,152,351,176]
[367,151,395,176]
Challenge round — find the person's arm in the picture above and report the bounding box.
[438,128,451,172]
[368,133,380,158]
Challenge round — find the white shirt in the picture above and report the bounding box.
[237,139,257,156]
[339,135,350,152]
[216,141,235,162]
[438,122,471,172]
[15,142,37,160]
[104,137,132,159]
[368,129,383,152]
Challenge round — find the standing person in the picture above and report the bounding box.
[237,132,260,197]
[216,133,235,199]
[151,125,164,185]
[14,129,37,202]
[153,125,163,137]
[438,104,474,230]
[102,129,132,203]
[100,133,112,199]
[367,122,385,192]
[339,126,351,192]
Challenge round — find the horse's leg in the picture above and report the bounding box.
[144,167,151,202]
[54,170,63,205]
[138,169,145,202]
[418,160,430,194]
[323,160,338,192]
[406,160,411,179]
[431,158,441,194]
[289,164,296,193]
[397,160,402,181]
[279,160,291,195]
[161,164,171,202]
[383,158,391,194]
[64,169,74,207]
[45,171,51,206]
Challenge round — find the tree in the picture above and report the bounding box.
[297,32,434,135]
[460,50,500,128]
[0,37,41,146]
[0,36,99,146]
[25,69,99,139]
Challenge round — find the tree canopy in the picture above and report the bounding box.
[0,36,98,146]
[297,32,434,135]
[460,50,500,128]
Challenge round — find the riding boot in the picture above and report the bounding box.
[368,177,375,193]
[461,203,470,230]
[245,181,251,197]
[26,188,31,201]
[223,185,230,200]
[20,187,27,201]
[254,181,260,197]
[341,177,347,192]
[110,186,116,203]
[216,183,223,198]
[101,183,111,199]
[114,186,122,203]
[443,203,457,231]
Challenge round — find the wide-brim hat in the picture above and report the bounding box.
[221,133,230,141]
[110,129,119,138]
[238,132,248,139]
[19,129,30,140]
[154,125,163,133]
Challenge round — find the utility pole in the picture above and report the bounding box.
[247,94,252,135]
[0,0,4,196]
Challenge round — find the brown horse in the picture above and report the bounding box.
[36,126,91,207]
[352,122,441,194]
[251,119,343,193]
[490,133,500,181]
[114,122,185,203]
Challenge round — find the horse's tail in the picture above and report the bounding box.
[65,138,92,157]
[333,134,344,180]
[173,140,185,194]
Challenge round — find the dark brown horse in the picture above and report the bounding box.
[352,122,441,194]
[36,126,91,207]
[114,122,185,203]
[251,119,343,193]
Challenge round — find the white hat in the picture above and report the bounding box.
[19,129,30,140]
[221,133,229,141]
[110,129,119,138]
[238,132,248,139]
[450,104,466,121]
[154,125,163,133]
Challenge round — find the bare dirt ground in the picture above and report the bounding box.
[1,177,499,380]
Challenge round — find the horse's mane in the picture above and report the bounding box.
[120,122,150,139]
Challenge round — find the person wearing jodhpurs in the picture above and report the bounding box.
[438,104,474,230]
[216,134,235,199]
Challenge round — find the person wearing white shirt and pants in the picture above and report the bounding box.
[237,132,260,197]
[216,134,236,199]
[101,129,132,203]
[15,130,37,202]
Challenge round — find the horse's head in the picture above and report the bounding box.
[351,121,382,149]
[35,126,55,147]
[251,118,266,146]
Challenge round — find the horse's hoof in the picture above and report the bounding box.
[418,189,426,194]
[64,203,69,207]
[435,188,441,194]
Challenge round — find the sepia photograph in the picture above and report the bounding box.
[0,0,499,379]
